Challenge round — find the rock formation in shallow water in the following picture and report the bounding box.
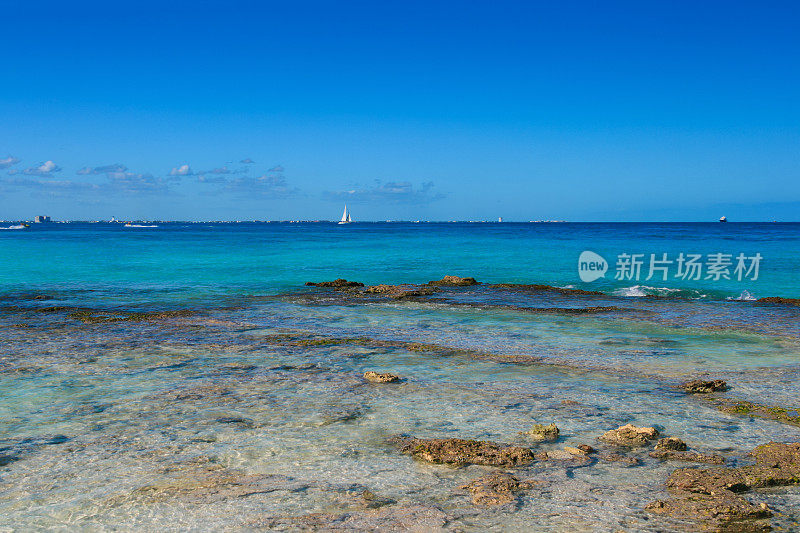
[598,424,659,447]
[392,436,535,467]
[427,275,479,286]
[522,423,560,442]
[364,284,437,299]
[682,379,728,393]
[305,279,365,287]
[363,371,401,383]
[459,472,533,506]
[647,442,800,528]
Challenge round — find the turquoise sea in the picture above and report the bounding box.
[1,222,799,531]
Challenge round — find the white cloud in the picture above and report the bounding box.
[12,160,62,177]
[169,164,193,176]
[0,156,20,169]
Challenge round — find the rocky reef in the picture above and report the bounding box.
[459,472,533,506]
[598,424,659,447]
[712,398,800,427]
[647,442,800,528]
[363,371,401,383]
[682,379,728,393]
[391,436,535,467]
[522,423,560,442]
[427,275,479,286]
[305,279,365,287]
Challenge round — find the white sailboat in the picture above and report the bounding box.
[338,205,352,224]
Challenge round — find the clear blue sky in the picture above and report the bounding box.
[1,0,798,221]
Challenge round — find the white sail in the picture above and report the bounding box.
[339,205,350,224]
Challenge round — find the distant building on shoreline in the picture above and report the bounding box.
[34,215,51,223]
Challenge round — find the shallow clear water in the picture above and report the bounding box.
[1,223,799,531]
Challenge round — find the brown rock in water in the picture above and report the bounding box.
[648,449,725,465]
[305,279,365,287]
[459,472,533,506]
[523,423,559,442]
[598,424,659,447]
[393,437,534,467]
[646,442,800,528]
[427,275,479,286]
[682,379,728,393]
[712,398,800,427]
[363,371,400,383]
[756,296,800,306]
[364,284,437,299]
[577,444,596,454]
[655,437,687,451]
[600,453,641,466]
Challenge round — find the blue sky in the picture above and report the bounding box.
[1,0,798,221]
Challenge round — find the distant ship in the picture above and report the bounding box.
[338,205,352,224]
[719,216,727,223]
[0,224,29,230]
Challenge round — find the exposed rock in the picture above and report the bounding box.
[564,446,587,456]
[756,296,800,306]
[712,398,800,427]
[305,279,365,288]
[655,437,687,451]
[364,371,401,383]
[459,472,532,506]
[365,284,437,299]
[682,379,728,393]
[392,436,535,467]
[577,444,596,454]
[600,453,641,466]
[523,423,559,442]
[648,449,725,465]
[427,275,479,286]
[598,424,659,447]
[647,442,800,529]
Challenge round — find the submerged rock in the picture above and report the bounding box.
[712,398,800,427]
[598,424,659,447]
[392,436,535,467]
[600,453,641,466]
[305,279,365,288]
[427,275,479,286]
[363,371,401,383]
[488,283,604,296]
[756,296,800,306]
[648,449,725,465]
[682,379,728,394]
[655,437,687,451]
[364,284,437,299]
[647,442,800,528]
[522,423,559,442]
[460,472,533,506]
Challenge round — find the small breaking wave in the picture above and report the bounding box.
[612,285,708,299]
[727,290,757,301]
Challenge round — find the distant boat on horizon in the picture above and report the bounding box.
[124,223,158,228]
[0,224,29,230]
[338,205,352,224]
[719,216,727,223]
